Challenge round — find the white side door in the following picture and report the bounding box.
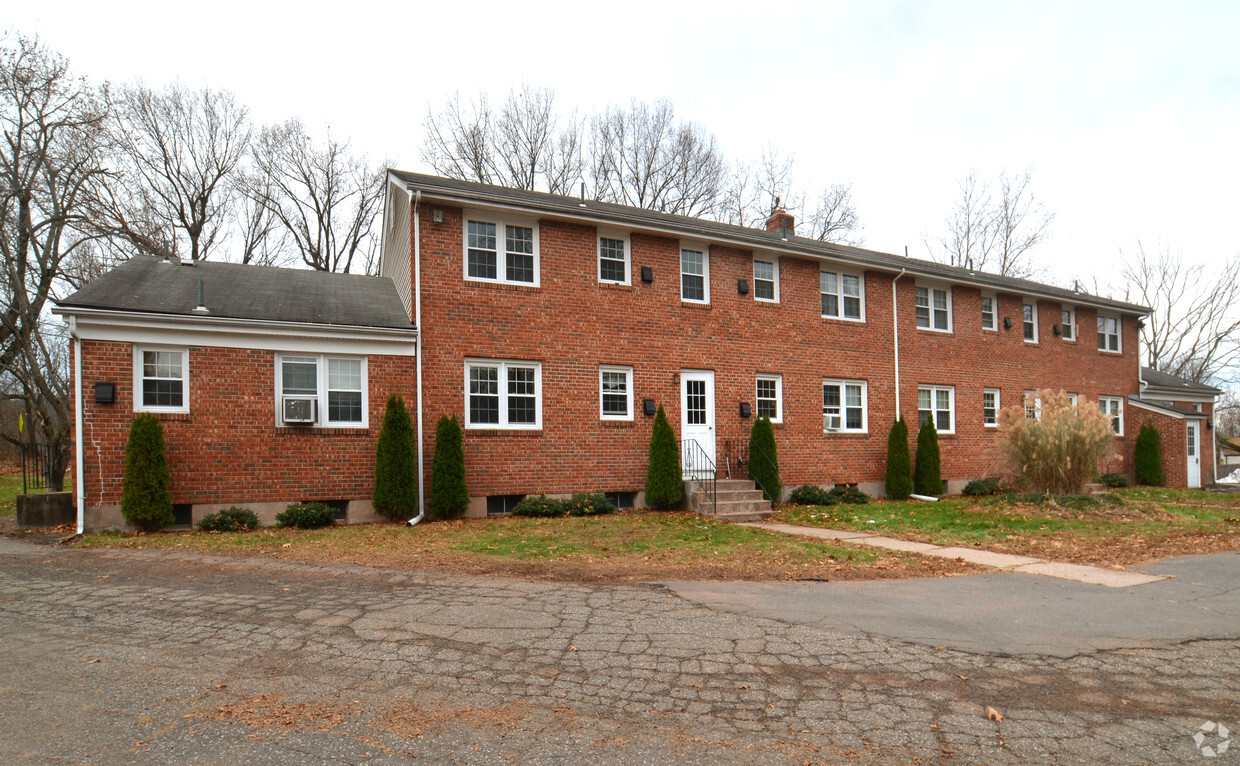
[1187,421,1201,489]
[681,370,715,478]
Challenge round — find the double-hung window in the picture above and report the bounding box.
[915,285,951,331]
[756,374,782,422]
[135,347,189,413]
[599,365,633,420]
[753,258,778,302]
[1097,314,1121,352]
[1061,307,1076,341]
[681,246,709,303]
[1024,390,1040,420]
[1099,396,1124,435]
[598,233,629,284]
[821,270,863,320]
[918,385,955,434]
[278,354,366,427]
[983,388,1000,427]
[1023,301,1038,342]
[823,379,866,432]
[464,212,539,286]
[981,292,997,331]
[465,359,541,429]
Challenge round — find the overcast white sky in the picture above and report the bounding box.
[9,0,1239,295]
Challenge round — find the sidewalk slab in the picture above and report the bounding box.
[744,523,872,541]
[921,546,1042,568]
[1013,561,1169,588]
[851,536,942,553]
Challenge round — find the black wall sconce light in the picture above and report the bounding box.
[642,398,656,416]
[94,381,116,404]
[1052,324,1061,336]
[1003,317,1013,330]
[1135,319,1144,330]
[739,402,752,418]
[737,279,749,295]
[640,266,654,283]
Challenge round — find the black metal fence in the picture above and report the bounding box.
[680,439,717,513]
[21,442,63,494]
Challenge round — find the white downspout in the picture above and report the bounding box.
[70,316,85,535]
[407,187,426,527]
[892,268,907,420]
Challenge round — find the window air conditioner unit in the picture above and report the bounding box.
[282,397,317,424]
[824,414,841,431]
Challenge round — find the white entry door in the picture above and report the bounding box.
[681,370,715,477]
[1187,421,1201,489]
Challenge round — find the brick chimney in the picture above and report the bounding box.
[765,204,795,236]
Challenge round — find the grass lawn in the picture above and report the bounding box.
[0,474,73,518]
[777,488,1240,567]
[76,510,982,582]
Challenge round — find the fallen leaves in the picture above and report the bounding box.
[986,706,1003,722]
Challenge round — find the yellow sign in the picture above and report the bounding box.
[17,413,22,436]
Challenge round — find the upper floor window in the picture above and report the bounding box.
[599,365,633,421]
[598,233,629,284]
[754,258,778,302]
[983,388,1000,427]
[981,292,997,331]
[135,347,189,413]
[465,359,541,430]
[464,213,539,286]
[1099,396,1123,435]
[821,270,863,320]
[277,354,366,427]
[1023,301,1038,342]
[1098,314,1121,352]
[915,285,951,331]
[681,246,709,303]
[1061,307,1076,341]
[756,374,782,422]
[823,379,867,432]
[918,385,955,434]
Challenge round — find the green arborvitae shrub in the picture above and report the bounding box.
[121,413,174,532]
[373,394,417,520]
[565,492,617,517]
[1134,421,1164,486]
[511,494,567,518]
[747,416,781,504]
[275,502,337,529]
[1099,472,1130,489]
[913,418,943,496]
[962,478,1002,497]
[645,404,683,510]
[885,417,913,500]
[430,414,470,521]
[197,507,261,532]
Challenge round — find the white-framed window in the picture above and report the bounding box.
[1024,390,1040,420]
[753,257,779,302]
[1097,314,1121,352]
[134,347,189,413]
[756,374,782,422]
[918,385,955,433]
[1067,392,1079,409]
[821,269,864,320]
[915,285,951,331]
[276,354,367,427]
[1023,301,1038,342]
[465,359,542,430]
[1099,396,1124,435]
[981,292,997,331]
[983,388,1000,427]
[823,379,867,433]
[598,232,630,284]
[599,365,633,421]
[463,212,539,286]
[1061,306,1076,341]
[680,245,709,303]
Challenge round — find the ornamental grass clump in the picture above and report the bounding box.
[997,388,1116,495]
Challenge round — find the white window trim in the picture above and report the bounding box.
[1061,306,1077,342]
[597,230,631,285]
[1023,300,1039,343]
[1097,313,1122,353]
[983,387,1000,428]
[1024,390,1041,421]
[275,353,368,428]
[918,384,956,435]
[133,346,190,414]
[756,374,783,423]
[462,209,541,287]
[980,292,997,331]
[753,255,779,303]
[915,283,952,332]
[680,242,710,304]
[822,378,868,434]
[819,267,866,322]
[1100,396,1124,436]
[464,358,543,430]
[599,365,634,421]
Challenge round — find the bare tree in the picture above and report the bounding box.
[421,91,495,185]
[804,184,863,245]
[928,169,1052,277]
[0,34,108,481]
[1120,242,1240,384]
[720,147,862,244]
[992,170,1054,277]
[99,83,250,261]
[249,119,385,274]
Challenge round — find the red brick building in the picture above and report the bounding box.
[56,172,1219,531]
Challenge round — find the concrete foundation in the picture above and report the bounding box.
[16,492,75,530]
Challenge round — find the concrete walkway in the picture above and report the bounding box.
[742,521,1169,587]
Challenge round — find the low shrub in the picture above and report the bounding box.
[1099,473,1130,488]
[830,485,871,505]
[962,478,1002,497]
[787,484,870,506]
[511,495,568,518]
[991,492,1121,510]
[197,507,261,532]
[565,492,617,517]
[275,502,338,529]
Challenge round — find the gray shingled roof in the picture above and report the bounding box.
[57,256,414,331]
[1140,367,1223,396]
[391,170,1150,315]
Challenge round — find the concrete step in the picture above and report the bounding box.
[713,510,774,523]
[701,498,775,518]
[702,488,770,503]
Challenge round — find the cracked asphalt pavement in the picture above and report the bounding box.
[0,537,1236,764]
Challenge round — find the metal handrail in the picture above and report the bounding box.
[680,439,716,514]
